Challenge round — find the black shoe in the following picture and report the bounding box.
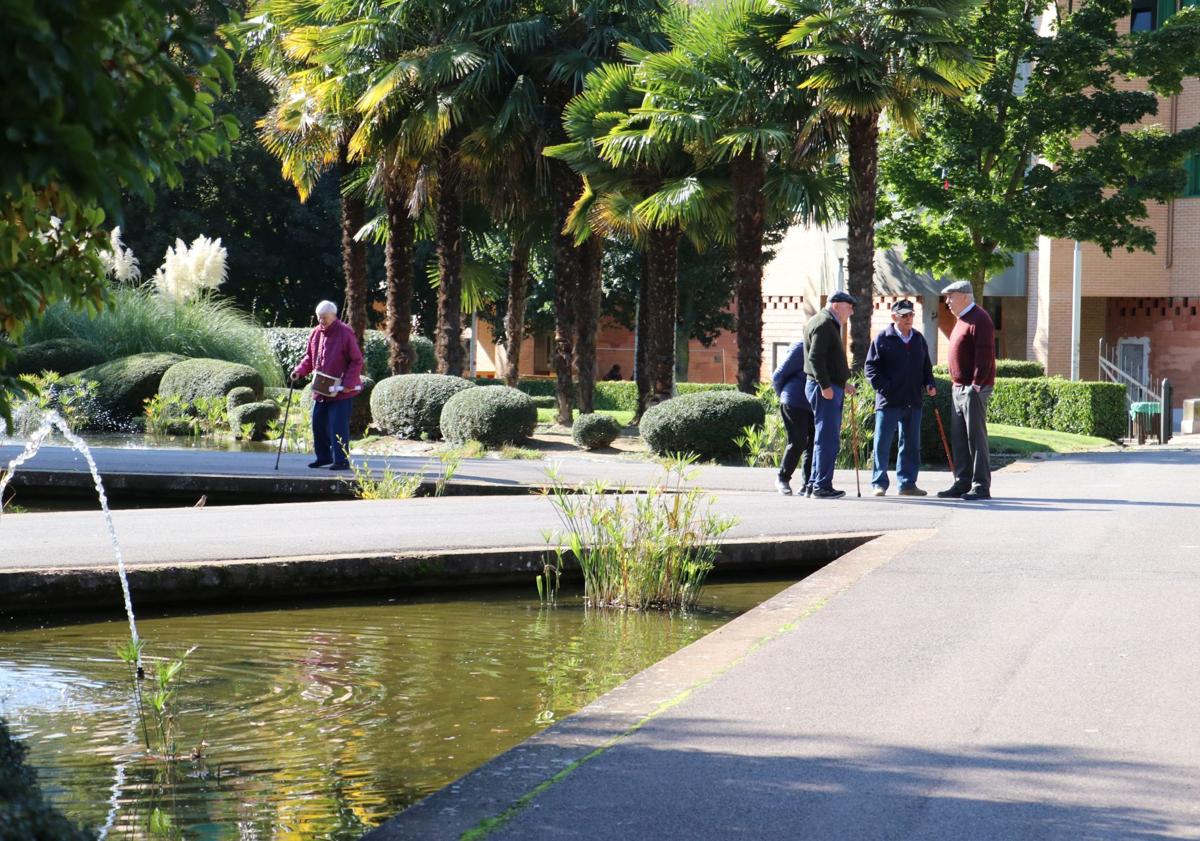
[936,486,968,499]
[308,460,331,469]
[775,477,793,496]
[802,484,814,498]
[812,488,846,499]
[328,462,352,471]
[962,488,991,500]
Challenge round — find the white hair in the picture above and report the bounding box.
[315,300,338,317]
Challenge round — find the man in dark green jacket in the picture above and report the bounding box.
[803,291,857,499]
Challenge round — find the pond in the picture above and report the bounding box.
[1,578,793,840]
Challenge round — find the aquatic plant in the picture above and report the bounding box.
[542,454,737,611]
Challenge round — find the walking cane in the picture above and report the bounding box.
[848,389,862,497]
[275,318,315,471]
[933,405,954,474]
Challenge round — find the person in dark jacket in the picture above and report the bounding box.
[291,300,365,470]
[803,291,858,499]
[771,341,815,496]
[865,299,937,496]
[937,280,996,500]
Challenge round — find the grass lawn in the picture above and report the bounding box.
[987,423,1120,455]
[537,408,636,427]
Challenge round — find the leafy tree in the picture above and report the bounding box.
[878,0,1200,300]
[775,0,985,369]
[0,0,237,421]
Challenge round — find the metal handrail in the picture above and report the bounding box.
[1098,338,1160,403]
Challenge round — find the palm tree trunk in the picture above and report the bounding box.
[644,225,679,408]
[551,161,579,425]
[846,112,881,372]
[503,237,531,387]
[435,143,464,377]
[574,236,603,414]
[384,168,414,375]
[732,148,767,393]
[339,143,368,346]
[634,257,651,421]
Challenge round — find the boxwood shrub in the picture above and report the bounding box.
[641,391,765,459]
[227,386,257,413]
[159,358,264,404]
[70,352,186,424]
[572,413,622,449]
[441,385,538,447]
[230,400,281,440]
[4,338,106,376]
[934,359,1045,379]
[371,374,475,439]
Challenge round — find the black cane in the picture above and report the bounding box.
[274,319,315,471]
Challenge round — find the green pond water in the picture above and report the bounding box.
[1,579,792,840]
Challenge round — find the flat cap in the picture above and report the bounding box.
[829,290,858,306]
[890,299,915,314]
[940,280,972,295]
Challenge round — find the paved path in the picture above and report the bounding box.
[361,446,1200,841]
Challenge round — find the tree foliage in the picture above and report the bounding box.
[878,0,1200,299]
[1,0,238,421]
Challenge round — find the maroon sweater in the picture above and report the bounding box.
[947,305,996,387]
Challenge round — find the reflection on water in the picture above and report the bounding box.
[0,579,791,840]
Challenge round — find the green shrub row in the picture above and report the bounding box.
[933,359,1045,379]
[479,378,740,413]
[267,328,434,383]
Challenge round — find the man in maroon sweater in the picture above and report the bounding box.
[937,280,996,500]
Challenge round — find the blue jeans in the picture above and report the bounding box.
[312,397,354,466]
[805,378,843,491]
[871,406,923,490]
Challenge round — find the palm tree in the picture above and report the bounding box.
[548,63,721,412]
[774,0,985,368]
[634,0,842,393]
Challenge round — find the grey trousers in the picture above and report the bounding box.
[950,385,992,491]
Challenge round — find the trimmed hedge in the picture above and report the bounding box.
[70,352,186,424]
[441,385,538,447]
[531,395,556,409]
[227,386,257,413]
[0,717,95,840]
[573,413,622,450]
[230,400,281,440]
[4,338,105,376]
[934,359,1045,379]
[267,328,434,383]
[480,378,739,413]
[641,391,766,459]
[371,374,475,439]
[159,358,263,404]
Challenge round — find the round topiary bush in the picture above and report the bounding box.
[440,385,537,447]
[640,391,766,460]
[69,352,186,425]
[230,400,281,440]
[371,374,475,439]
[227,386,256,413]
[573,413,622,450]
[531,395,556,409]
[159,358,264,404]
[5,338,106,376]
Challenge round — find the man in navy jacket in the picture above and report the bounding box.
[771,340,815,496]
[864,299,937,495]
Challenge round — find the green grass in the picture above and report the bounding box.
[987,423,1120,455]
[537,408,635,427]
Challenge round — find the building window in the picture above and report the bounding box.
[1131,0,1156,30]
[1185,153,1200,198]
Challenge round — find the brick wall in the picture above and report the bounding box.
[1106,297,1200,406]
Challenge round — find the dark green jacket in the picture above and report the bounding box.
[803,308,851,389]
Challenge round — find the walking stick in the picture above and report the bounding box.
[933,405,954,474]
[849,389,862,497]
[273,375,295,471]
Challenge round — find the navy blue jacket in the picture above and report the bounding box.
[864,325,935,410]
[771,341,810,408]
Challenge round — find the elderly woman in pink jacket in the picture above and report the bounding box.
[290,300,364,470]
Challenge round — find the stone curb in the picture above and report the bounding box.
[361,529,932,841]
[0,532,878,616]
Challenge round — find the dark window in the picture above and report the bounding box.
[1131,0,1156,30]
[1185,153,1200,197]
